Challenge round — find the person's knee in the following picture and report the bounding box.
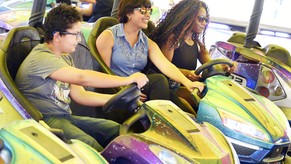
[108,124,120,139]
[43,116,70,129]
[150,74,169,88]
[147,74,170,100]
[78,134,103,152]
[97,123,120,147]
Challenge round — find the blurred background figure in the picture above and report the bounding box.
[47,0,57,8]
[75,0,114,22]
[57,0,72,5]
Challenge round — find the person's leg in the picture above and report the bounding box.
[170,91,197,116]
[70,115,120,148]
[176,86,198,111]
[142,74,194,113]
[142,74,170,100]
[43,116,103,151]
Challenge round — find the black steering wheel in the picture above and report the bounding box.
[103,84,148,135]
[195,58,233,81]
[103,84,141,113]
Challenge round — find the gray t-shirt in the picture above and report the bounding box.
[15,44,74,116]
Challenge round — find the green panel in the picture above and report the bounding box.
[0,91,23,127]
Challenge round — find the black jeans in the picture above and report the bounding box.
[141,73,189,112]
[142,74,170,100]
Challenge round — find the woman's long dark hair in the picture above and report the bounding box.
[149,0,209,50]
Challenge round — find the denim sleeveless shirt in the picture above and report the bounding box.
[108,23,149,76]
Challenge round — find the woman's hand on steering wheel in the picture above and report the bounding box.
[140,93,147,102]
[187,70,201,81]
[185,81,205,93]
[129,72,149,89]
[221,61,237,73]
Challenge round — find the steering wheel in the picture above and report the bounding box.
[195,58,233,81]
[103,84,148,134]
[103,84,141,113]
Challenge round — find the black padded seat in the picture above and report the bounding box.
[0,26,43,121]
[70,33,101,117]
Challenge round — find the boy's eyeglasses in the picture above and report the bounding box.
[197,15,209,24]
[60,31,82,40]
[134,7,153,15]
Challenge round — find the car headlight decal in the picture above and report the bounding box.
[256,65,287,101]
[149,145,192,164]
[261,69,275,84]
[220,111,269,141]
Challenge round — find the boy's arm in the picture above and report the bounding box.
[49,66,148,89]
[69,84,113,106]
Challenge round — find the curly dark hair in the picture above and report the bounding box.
[118,0,152,23]
[43,4,82,42]
[149,0,209,50]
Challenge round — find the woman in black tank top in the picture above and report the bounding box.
[150,0,211,80]
[149,0,212,111]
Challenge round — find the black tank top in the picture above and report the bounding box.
[172,42,199,70]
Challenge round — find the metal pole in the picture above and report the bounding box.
[28,0,47,28]
[244,0,264,48]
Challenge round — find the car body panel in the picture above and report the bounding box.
[0,78,31,126]
[0,119,108,163]
[0,77,108,163]
[209,39,291,121]
[102,100,238,163]
[196,74,291,163]
[0,76,108,163]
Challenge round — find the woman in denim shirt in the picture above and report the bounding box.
[96,0,204,113]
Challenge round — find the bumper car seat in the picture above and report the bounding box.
[0,26,43,121]
[264,44,291,67]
